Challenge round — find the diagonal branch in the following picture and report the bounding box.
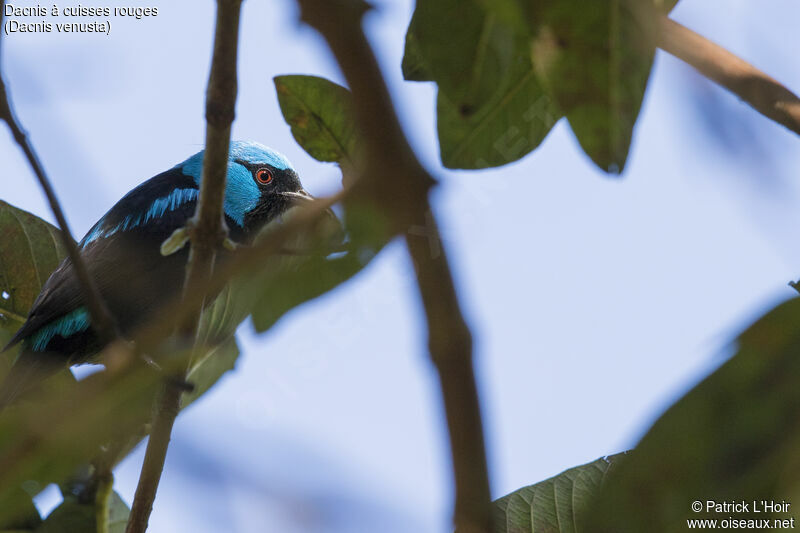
[659,17,800,136]
[292,1,492,531]
[0,1,118,344]
[125,0,243,531]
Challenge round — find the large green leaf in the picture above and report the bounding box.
[270,74,393,333]
[437,50,558,169]
[402,0,560,169]
[404,0,659,173]
[582,297,800,532]
[485,454,627,533]
[274,75,359,170]
[528,0,657,173]
[0,201,67,354]
[402,0,519,114]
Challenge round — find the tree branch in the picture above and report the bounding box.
[125,1,243,531]
[293,1,492,531]
[124,383,181,533]
[405,207,489,533]
[0,1,118,344]
[659,17,800,136]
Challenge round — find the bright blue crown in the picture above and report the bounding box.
[180,141,294,178]
[180,141,294,226]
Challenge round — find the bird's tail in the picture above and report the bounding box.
[0,350,63,410]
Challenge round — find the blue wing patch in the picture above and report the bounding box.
[81,188,199,247]
[28,307,90,351]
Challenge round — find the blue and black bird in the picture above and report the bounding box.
[0,141,315,406]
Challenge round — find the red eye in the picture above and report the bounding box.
[256,168,273,185]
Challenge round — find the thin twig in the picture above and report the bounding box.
[293,1,492,530]
[125,1,243,531]
[659,17,800,136]
[0,0,118,343]
[124,384,181,533]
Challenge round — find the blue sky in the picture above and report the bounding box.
[2,0,800,531]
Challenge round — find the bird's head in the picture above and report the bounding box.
[180,141,314,237]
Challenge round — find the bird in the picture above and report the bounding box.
[0,140,319,407]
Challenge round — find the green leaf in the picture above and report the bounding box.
[484,454,626,533]
[0,355,166,524]
[528,0,657,173]
[249,252,364,332]
[437,50,559,169]
[271,74,393,333]
[408,0,659,172]
[401,0,560,169]
[402,0,519,115]
[583,298,800,532]
[181,336,239,409]
[35,503,92,533]
[401,27,431,82]
[105,491,130,533]
[247,203,387,333]
[0,486,41,531]
[479,0,674,27]
[274,75,358,168]
[472,0,531,35]
[35,490,128,533]
[653,0,680,14]
[0,201,76,407]
[0,201,67,352]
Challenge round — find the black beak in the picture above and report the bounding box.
[279,189,315,205]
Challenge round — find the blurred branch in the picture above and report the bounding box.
[293,1,491,531]
[404,208,490,533]
[659,17,800,136]
[125,0,243,531]
[0,1,118,344]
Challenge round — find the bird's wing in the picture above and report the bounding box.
[5,167,200,351]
